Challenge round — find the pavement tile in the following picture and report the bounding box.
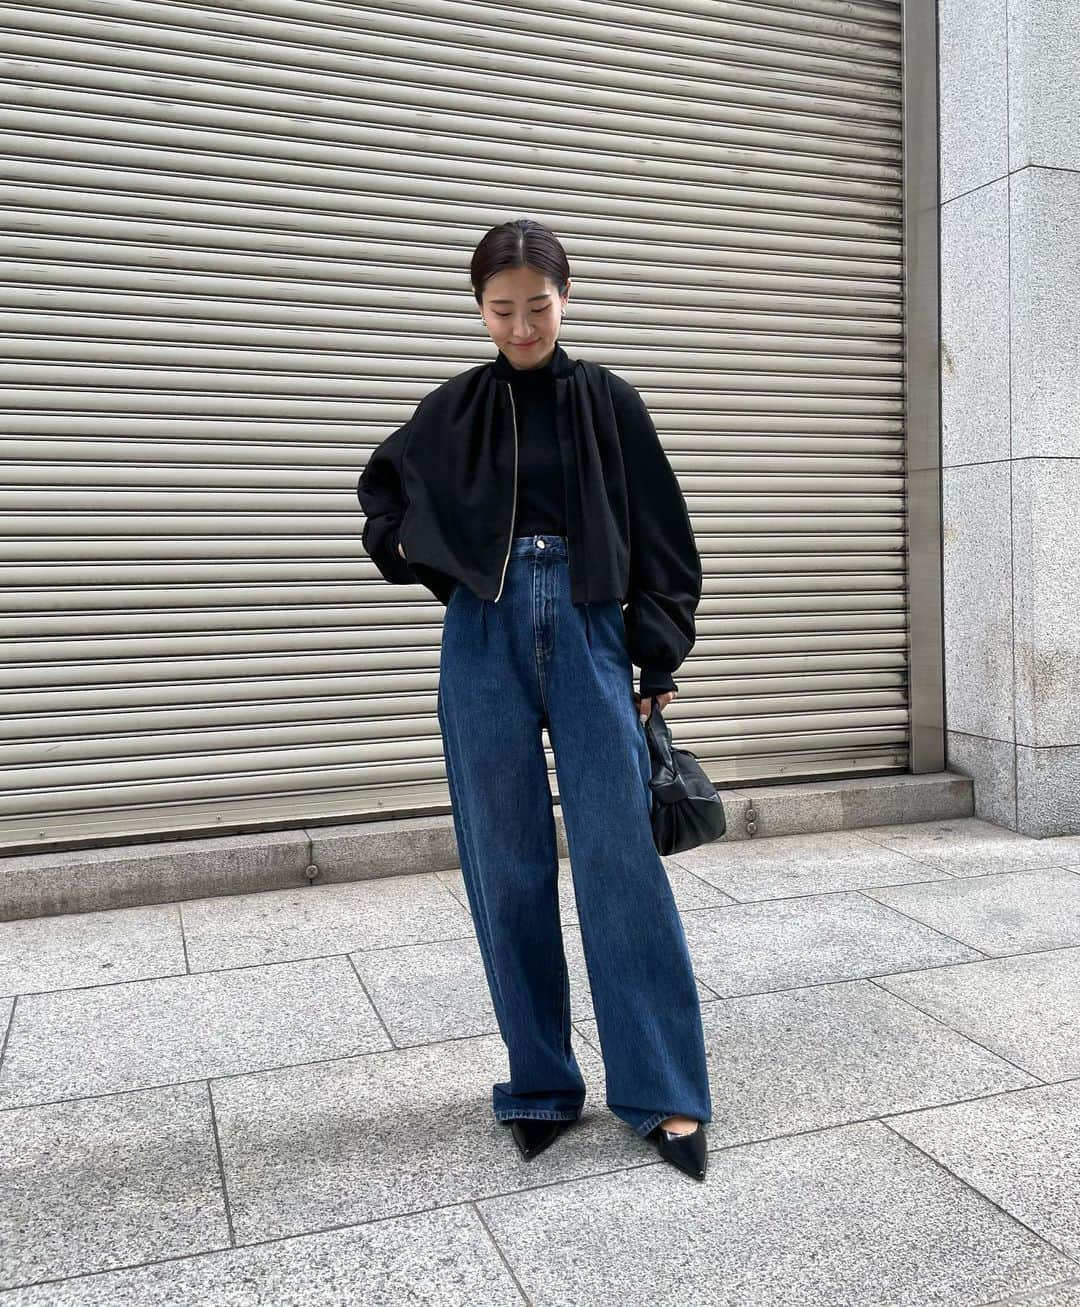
[1031,834,1080,863]
[352,934,497,1045]
[209,1032,642,1245]
[0,1082,227,1291]
[679,891,985,996]
[876,946,1080,1080]
[0,956,390,1108]
[887,1080,1080,1264]
[475,1120,1073,1307]
[0,1205,520,1305]
[0,904,186,999]
[670,829,943,900]
[863,867,1080,954]
[853,818,1079,877]
[180,874,473,973]
[577,978,1037,1145]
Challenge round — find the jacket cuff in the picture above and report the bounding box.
[638,667,678,699]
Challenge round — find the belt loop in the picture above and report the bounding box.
[481,597,487,637]
[584,600,592,645]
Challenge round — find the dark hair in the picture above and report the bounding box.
[470,218,571,305]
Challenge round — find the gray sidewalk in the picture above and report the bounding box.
[2,815,1080,1305]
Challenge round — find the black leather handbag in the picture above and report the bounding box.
[640,699,727,854]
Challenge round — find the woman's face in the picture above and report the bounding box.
[478,265,571,369]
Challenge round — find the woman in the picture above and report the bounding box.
[357,219,712,1181]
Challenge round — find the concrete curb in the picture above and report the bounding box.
[0,772,975,922]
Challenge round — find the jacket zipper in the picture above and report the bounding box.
[493,382,519,603]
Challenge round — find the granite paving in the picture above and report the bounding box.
[3,817,1079,1304]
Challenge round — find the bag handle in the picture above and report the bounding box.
[641,699,691,803]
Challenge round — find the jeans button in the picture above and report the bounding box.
[536,537,546,549]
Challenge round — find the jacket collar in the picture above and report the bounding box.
[491,341,576,381]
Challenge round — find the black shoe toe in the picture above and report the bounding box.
[507,1117,571,1160]
[650,1122,708,1180]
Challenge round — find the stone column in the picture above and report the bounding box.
[939,0,1080,834]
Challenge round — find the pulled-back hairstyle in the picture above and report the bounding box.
[469,218,571,304]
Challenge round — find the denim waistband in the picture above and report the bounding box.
[508,533,567,560]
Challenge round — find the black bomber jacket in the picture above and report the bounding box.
[356,343,701,699]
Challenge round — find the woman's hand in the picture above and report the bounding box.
[637,689,677,722]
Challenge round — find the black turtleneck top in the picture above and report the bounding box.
[491,344,566,536]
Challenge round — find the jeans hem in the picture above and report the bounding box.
[495,1110,581,1123]
[635,1111,671,1137]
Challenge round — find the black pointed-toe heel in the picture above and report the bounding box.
[506,1117,572,1161]
[650,1121,708,1180]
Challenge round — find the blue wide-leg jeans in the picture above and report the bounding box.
[435,533,712,1138]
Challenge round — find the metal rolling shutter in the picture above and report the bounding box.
[1,0,906,852]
